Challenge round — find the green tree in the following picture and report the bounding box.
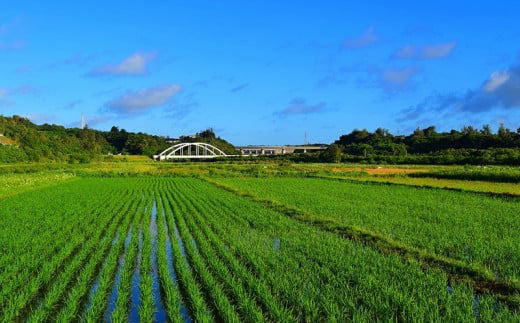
[323,144,343,163]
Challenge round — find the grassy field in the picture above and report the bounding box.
[0,160,519,321]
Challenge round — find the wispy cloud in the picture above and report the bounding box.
[278,98,326,116]
[344,26,378,49]
[230,83,249,92]
[0,39,25,50]
[0,17,25,50]
[58,100,83,110]
[0,85,37,106]
[361,65,421,93]
[51,53,96,68]
[398,64,520,123]
[0,88,11,106]
[89,52,157,76]
[393,41,457,59]
[67,115,113,128]
[12,84,37,95]
[105,84,181,116]
[14,64,31,74]
[25,113,55,124]
[382,66,421,88]
[85,115,113,127]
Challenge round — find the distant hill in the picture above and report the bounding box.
[0,115,235,163]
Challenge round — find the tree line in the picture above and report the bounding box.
[1,115,519,165]
[318,125,520,165]
[0,115,234,163]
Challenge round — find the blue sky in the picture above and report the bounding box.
[1,1,519,145]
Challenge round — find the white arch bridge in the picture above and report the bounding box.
[154,142,228,160]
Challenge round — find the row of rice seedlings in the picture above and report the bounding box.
[192,180,402,319]
[213,177,520,283]
[53,192,137,322]
[198,187,350,316]
[109,191,147,322]
[176,190,267,322]
[155,191,185,322]
[138,195,156,322]
[181,179,410,319]
[194,180,422,319]
[0,214,76,291]
[26,194,132,322]
[1,233,84,320]
[1,187,122,320]
[149,195,168,322]
[186,192,302,321]
[0,182,122,305]
[162,189,213,322]
[0,212,88,307]
[193,208,293,321]
[170,181,294,322]
[0,179,118,281]
[165,182,264,322]
[81,193,146,322]
[192,177,520,320]
[165,186,241,322]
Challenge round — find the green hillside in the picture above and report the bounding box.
[0,115,235,163]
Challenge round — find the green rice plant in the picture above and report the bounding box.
[1,180,127,321]
[54,191,137,322]
[27,201,126,321]
[173,182,286,322]
[174,177,520,320]
[110,202,144,322]
[82,194,144,322]
[161,187,213,322]
[154,192,184,322]
[210,177,520,284]
[165,188,241,322]
[3,175,520,320]
[138,195,156,322]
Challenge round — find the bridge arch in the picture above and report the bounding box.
[154,142,227,160]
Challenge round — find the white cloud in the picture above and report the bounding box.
[393,41,456,59]
[105,84,181,115]
[344,26,379,49]
[483,71,510,92]
[90,52,157,76]
[398,64,520,123]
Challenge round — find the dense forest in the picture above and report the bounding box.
[0,115,234,163]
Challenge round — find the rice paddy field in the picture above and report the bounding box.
[0,161,519,322]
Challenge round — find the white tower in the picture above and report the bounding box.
[81,113,85,129]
